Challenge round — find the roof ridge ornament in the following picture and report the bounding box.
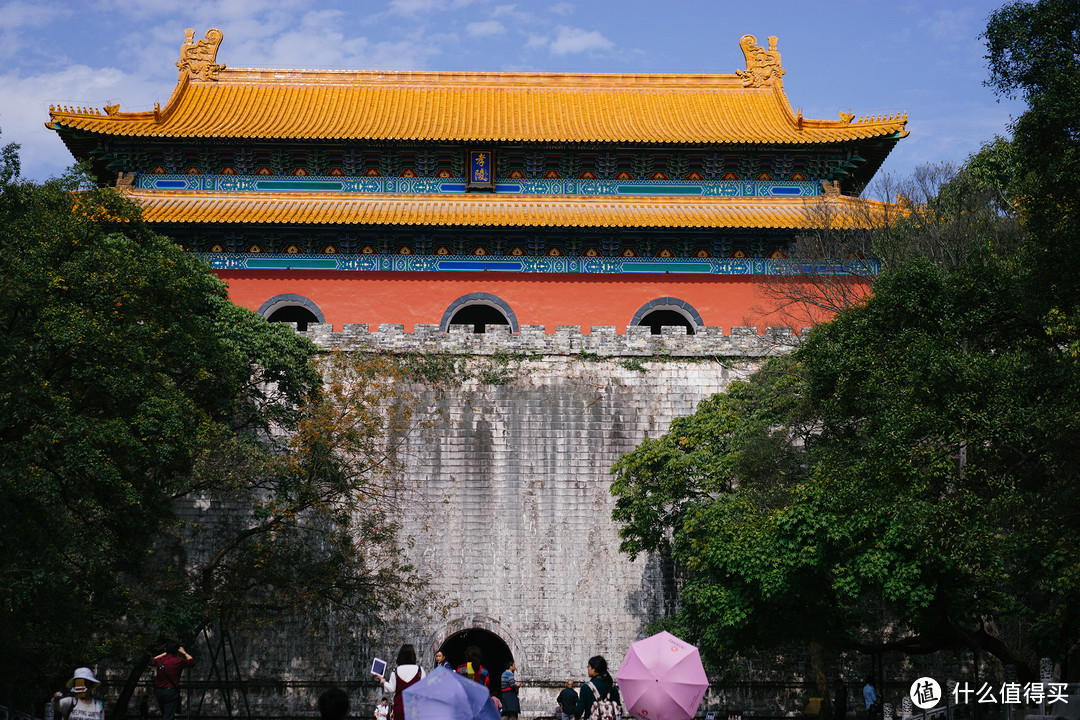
[177,28,225,81]
[736,34,785,88]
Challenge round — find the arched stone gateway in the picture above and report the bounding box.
[438,628,513,679]
[431,617,523,673]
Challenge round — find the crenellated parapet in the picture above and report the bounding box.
[304,323,801,357]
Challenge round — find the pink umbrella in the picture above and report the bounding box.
[616,631,710,720]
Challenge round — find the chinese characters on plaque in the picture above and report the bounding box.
[467,150,495,190]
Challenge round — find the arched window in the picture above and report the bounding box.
[257,294,325,332]
[440,293,519,334]
[630,297,703,335]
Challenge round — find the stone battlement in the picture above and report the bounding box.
[303,323,801,357]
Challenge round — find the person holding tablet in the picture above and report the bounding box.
[374,644,425,720]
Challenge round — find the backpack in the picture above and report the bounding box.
[457,662,489,688]
[585,681,622,720]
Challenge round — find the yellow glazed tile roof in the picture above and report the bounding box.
[124,189,890,230]
[48,32,907,146]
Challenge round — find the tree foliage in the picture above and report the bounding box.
[615,252,1080,678]
[0,147,426,710]
[984,0,1080,356]
[757,151,1026,328]
[613,0,1080,676]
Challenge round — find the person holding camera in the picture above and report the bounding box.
[53,668,104,720]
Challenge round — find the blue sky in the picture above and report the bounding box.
[1,0,1025,185]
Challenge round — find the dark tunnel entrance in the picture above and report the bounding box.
[447,304,511,334]
[438,628,514,697]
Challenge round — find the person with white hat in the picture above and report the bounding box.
[53,667,105,720]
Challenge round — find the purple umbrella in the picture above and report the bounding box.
[616,631,710,720]
[403,665,501,720]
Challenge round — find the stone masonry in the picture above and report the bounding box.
[170,324,998,720]
[319,324,781,718]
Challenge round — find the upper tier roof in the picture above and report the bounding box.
[48,29,908,147]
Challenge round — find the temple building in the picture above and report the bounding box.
[45,30,914,717]
[47,28,907,335]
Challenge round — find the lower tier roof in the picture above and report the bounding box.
[125,189,889,230]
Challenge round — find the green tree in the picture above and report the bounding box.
[984,0,1080,353]
[755,148,1024,329]
[615,254,1080,680]
[105,348,431,717]
[613,123,1080,680]
[0,147,425,712]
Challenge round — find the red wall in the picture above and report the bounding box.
[216,270,859,333]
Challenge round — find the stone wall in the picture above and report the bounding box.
[386,352,756,717]
[120,325,1019,720]
[303,323,801,357]
[169,326,780,718]
[168,326,992,720]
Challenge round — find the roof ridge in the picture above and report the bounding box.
[199,67,754,90]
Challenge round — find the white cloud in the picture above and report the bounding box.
[93,0,306,26]
[0,0,62,28]
[389,0,445,15]
[0,1,68,61]
[548,25,611,55]
[485,3,539,29]
[919,8,977,42]
[549,2,574,16]
[386,0,483,18]
[466,19,505,37]
[524,33,548,50]
[1,63,160,181]
[265,30,427,70]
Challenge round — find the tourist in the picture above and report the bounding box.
[500,660,520,719]
[557,680,578,720]
[455,645,491,690]
[373,697,389,720]
[433,650,451,671]
[456,645,502,710]
[574,656,620,720]
[53,668,105,720]
[863,676,880,720]
[318,687,349,720]
[376,644,425,720]
[150,641,195,720]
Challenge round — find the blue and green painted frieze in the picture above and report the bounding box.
[197,252,879,276]
[137,174,823,198]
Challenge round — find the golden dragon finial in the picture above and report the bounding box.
[177,28,225,81]
[736,34,785,88]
